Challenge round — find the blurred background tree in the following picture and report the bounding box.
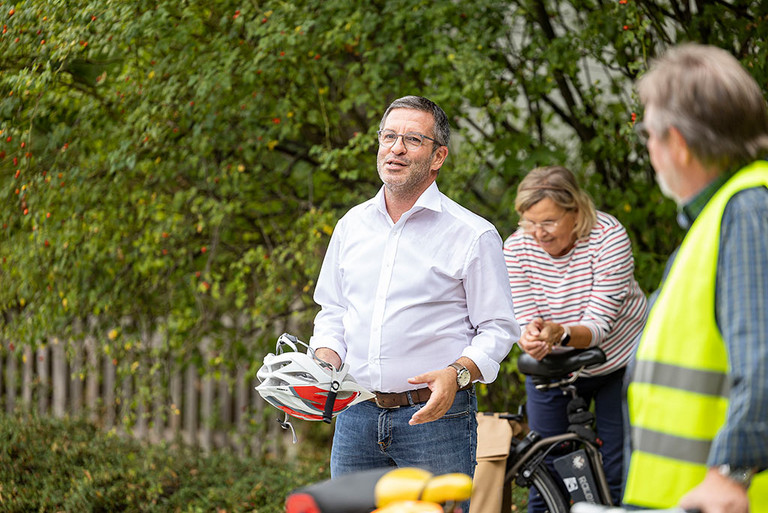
[1,0,767,431]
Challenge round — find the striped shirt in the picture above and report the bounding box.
[503,210,647,376]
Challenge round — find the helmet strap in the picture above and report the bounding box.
[322,366,342,424]
[277,412,299,444]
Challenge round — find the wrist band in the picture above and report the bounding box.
[560,325,571,346]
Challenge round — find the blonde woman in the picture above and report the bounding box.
[503,165,647,510]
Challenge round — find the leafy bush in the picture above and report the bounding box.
[0,413,330,512]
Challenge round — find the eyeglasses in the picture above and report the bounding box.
[634,121,650,145]
[377,129,441,150]
[518,212,569,234]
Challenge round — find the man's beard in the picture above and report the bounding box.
[377,154,433,198]
[655,171,683,205]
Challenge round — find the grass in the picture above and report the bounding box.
[0,413,330,512]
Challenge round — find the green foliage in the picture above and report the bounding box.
[0,413,330,512]
[1,0,768,417]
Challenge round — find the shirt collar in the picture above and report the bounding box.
[373,181,442,217]
[678,173,731,230]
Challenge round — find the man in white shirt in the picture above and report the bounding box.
[309,96,520,492]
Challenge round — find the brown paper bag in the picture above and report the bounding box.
[470,413,526,513]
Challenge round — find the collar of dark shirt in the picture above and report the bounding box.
[678,157,768,229]
[678,173,732,230]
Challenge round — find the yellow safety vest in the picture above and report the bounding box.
[624,162,768,510]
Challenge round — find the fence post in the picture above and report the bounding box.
[104,348,116,429]
[169,365,182,442]
[36,344,49,415]
[70,338,84,416]
[22,346,32,408]
[200,338,213,452]
[85,336,99,423]
[52,338,67,418]
[150,331,164,444]
[183,362,198,446]
[4,343,16,414]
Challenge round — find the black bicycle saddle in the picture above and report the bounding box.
[517,348,606,379]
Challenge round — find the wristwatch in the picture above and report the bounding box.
[559,325,571,347]
[448,362,471,389]
[717,464,755,488]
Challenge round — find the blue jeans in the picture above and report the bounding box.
[525,368,626,512]
[331,388,478,512]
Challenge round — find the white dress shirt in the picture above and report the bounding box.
[310,182,520,393]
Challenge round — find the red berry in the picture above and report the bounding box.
[201,246,207,253]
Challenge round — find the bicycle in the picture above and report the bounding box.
[285,466,473,513]
[491,347,613,513]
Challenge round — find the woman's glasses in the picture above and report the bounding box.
[518,212,569,234]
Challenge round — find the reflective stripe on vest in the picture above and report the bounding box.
[624,162,768,509]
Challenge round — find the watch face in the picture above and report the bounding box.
[450,363,471,388]
[457,368,471,387]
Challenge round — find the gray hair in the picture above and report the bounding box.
[380,96,451,148]
[638,43,768,171]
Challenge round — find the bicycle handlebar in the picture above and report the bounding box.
[285,467,472,513]
[571,504,701,513]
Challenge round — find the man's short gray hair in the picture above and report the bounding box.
[380,96,451,148]
[638,43,768,172]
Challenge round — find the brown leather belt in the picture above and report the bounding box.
[371,384,473,409]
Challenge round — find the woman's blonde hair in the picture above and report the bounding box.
[515,166,597,239]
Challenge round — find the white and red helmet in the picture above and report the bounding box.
[256,333,373,424]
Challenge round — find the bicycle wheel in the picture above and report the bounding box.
[510,465,570,513]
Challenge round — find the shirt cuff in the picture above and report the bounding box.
[461,345,499,384]
[308,336,347,362]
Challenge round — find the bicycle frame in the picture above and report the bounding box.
[505,431,614,505]
[499,347,616,510]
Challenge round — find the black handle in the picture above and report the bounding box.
[322,389,338,424]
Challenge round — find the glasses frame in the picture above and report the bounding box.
[377,129,441,150]
[518,212,570,234]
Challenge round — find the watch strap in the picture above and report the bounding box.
[717,464,755,488]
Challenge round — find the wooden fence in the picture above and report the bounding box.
[0,334,302,459]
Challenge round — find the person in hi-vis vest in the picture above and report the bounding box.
[625,44,768,513]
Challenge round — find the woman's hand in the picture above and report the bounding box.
[519,318,566,360]
[519,318,551,360]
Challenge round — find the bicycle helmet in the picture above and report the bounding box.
[255,333,374,425]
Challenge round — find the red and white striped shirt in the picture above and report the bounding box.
[503,211,647,376]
